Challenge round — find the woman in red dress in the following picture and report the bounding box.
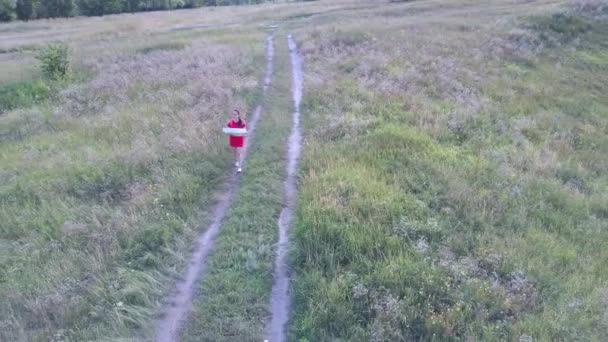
[227,109,246,173]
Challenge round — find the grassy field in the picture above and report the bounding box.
[288,1,608,341]
[0,7,268,341]
[181,33,293,342]
[1,0,607,341]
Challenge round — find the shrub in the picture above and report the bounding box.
[0,80,50,113]
[37,44,70,81]
[546,12,590,36]
[533,12,591,44]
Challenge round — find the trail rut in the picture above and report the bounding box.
[155,34,274,342]
[265,34,303,342]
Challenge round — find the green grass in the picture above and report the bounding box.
[0,30,265,341]
[1,1,608,341]
[289,4,608,341]
[181,33,292,342]
[0,79,50,113]
[0,137,230,340]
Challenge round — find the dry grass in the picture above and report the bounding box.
[0,7,265,341]
[1,0,607,341]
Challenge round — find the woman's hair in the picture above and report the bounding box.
[234,109,243,126]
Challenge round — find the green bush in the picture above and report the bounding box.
[37,44,70,81]
[534,12,591,43]
[547,12,590,36]
[0,80,50,113]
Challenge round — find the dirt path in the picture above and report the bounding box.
[155,34,274,342]
[264,34,303,342]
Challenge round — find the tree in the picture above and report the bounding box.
[76,0,104,15]
[0,0,16,22]
[35,0,75,18]
[10,0,281,20]
[125,0,140,12]
[34,0,48,17]
[101,0,125,14]
[46,0,75,17]
[16,0,33,20]
[77,0,126,16]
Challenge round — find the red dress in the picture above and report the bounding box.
[227,119,246,148]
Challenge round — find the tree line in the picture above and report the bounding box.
[0,0,277,21]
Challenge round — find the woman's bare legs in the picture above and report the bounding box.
[234,147,242,172]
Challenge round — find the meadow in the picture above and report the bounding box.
[289,1,608,340]
[1,0,607,341]
[0,6,267,341]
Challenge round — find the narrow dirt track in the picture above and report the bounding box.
[265,34,303,342]
[155,34,274,342]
